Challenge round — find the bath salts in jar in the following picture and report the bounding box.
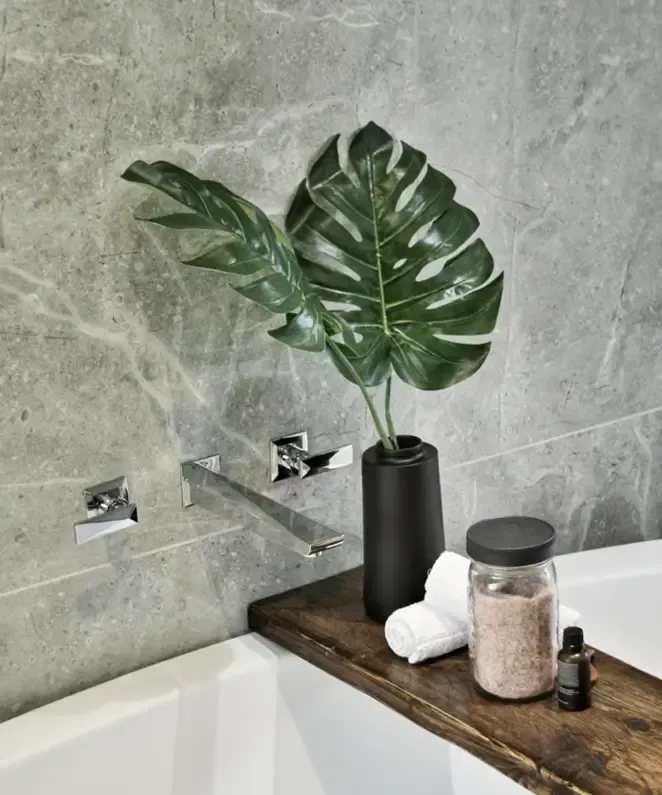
[467,517,558,702]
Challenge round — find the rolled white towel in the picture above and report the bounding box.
[385,551,583,664]
[385,602,467,664]
[424,550,470,618]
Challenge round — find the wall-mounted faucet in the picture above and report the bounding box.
[74,476,138,544]
[181,432,354,557]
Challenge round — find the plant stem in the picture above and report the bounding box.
[385,376,398,448]
[327,337,394,450]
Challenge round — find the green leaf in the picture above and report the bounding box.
[269,306,326,351]
[182,242,266,275]
[122,160,326,353]
[234,274,304,313]
[286,122,504,389]
[327,332,392,387]
[391,329,491,390]
[143,213,220,230]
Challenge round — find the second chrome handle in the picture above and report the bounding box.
[269,431,354,482]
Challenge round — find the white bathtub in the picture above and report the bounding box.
[1,539,660,795]
[0,631,526,795]
[555,538,662,678]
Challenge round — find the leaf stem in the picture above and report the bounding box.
[327,338,394,450]
[385,376,398,448]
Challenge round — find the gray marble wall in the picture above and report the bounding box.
[0,0,660,719]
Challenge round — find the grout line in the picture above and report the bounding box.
[0,562,113,601]
[0,524,245,602]
[440,404,662,474]
[0,477,89,489]
[130,523,244,560]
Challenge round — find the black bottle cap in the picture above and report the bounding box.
[466,516,555,567]
[563,626,584,651]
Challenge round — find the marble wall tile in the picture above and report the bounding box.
[416,0,516,189]
[0,331,174,484]
[634,412,662,541]
[439,412,658,555]
[0,0,125,252]
[1,0,661,721]
[501,0,662,447]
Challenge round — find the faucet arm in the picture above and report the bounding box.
[181,456,344,558]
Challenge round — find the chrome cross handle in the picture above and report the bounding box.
[74,476,138,544]
[269,431,354,482]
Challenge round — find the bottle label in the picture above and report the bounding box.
[558,660,580,689]
[557,658,591,710]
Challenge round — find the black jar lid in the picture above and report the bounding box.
[466,516,556,567]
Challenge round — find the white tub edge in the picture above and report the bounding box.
[556,538,662,586]
[0,634,278,769]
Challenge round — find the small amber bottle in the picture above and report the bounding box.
[557,627,592,711]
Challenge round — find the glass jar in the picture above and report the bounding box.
[467,517,558,702]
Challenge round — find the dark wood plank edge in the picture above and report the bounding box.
[248,602,590,795]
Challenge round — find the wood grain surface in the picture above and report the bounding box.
[248,567,662,795]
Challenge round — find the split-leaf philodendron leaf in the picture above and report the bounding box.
[285,122,503,390]
[121,123,504,447]
[121,160,327,353]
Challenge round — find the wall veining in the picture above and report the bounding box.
[1,0,661,718]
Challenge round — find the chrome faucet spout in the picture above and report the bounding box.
[181,455,344,558]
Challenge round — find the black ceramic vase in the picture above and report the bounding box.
[362,435,445,623]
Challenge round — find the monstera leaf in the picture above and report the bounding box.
[285,122,503,389]
[121,160,326,352]
[121,126,504,449]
